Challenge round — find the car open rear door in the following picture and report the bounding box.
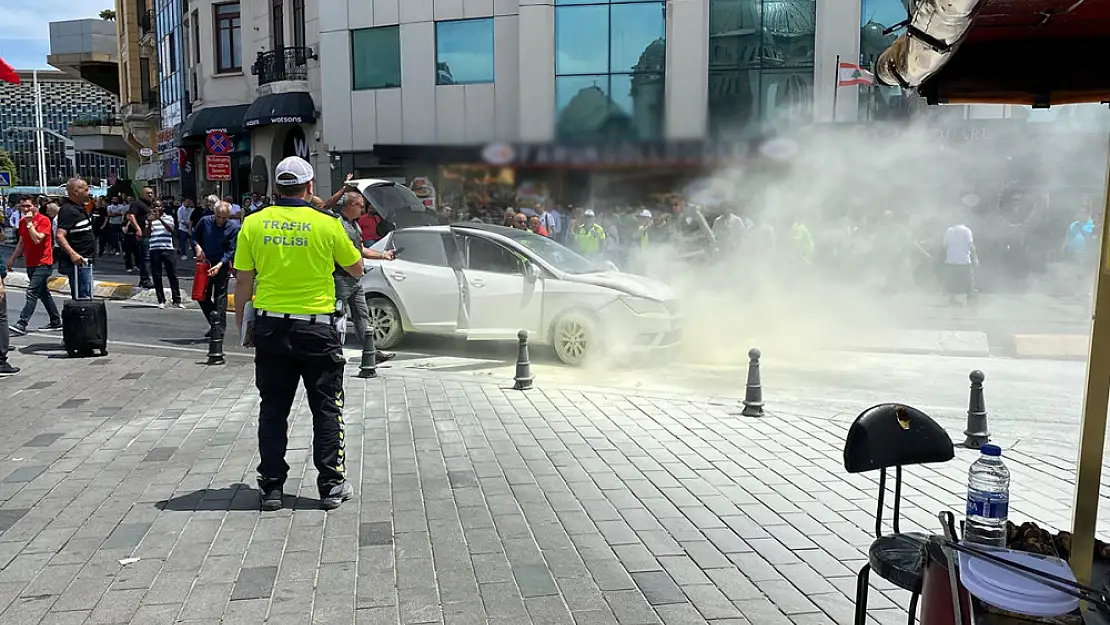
[382,231,461,333]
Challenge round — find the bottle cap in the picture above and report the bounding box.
[980,444,1002,457]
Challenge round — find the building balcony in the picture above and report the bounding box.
[67,116,130,157]
[46,18,119,96]
[251,47,313,94]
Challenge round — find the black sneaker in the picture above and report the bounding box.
[40,321,63,332]
[321,482,354,510]
[377,352,397,363]
[260,486,283,511]
[0,362,19,377]
[8,325,27,337]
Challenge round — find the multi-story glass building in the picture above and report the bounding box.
[317,0,826,205]
[0,70,128,187]
[152,0,190,194]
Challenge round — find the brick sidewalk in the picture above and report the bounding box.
[0,352,1106,624]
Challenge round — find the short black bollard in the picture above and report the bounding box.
[963,369,990,448]
[357,330,379,379]
[513,330,534,391]
[741,348,764,417]
[206,311,225,366]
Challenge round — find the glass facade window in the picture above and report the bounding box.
[707,0,817,136]
[352,26,401,90]
[436,19,495,86]
[0,76,127,186]
[554,0,666,143]
[157,0,186,133]
[859,0,909,121]
[214,2,242,72]
[292,0,306,49]
[272,0,284,49]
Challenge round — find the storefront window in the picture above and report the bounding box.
[859,0,910,121]
[352,26,401,90]
[436,19,495,85]
[554,0,666,143]
[707,0,816,136]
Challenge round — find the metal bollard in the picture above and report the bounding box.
[357,330,379,379]
[206,311,225,366]
[962,370,990,448]
[741,348,764,417]
[513,330,534,391]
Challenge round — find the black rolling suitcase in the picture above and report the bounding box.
[62,266,108,358]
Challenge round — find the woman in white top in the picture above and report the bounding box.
[147,200,183,308]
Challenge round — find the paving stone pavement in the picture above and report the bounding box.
[0,351,1107,625]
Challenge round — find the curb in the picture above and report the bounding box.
[2,271,236,310]
[1009,334,1089,361]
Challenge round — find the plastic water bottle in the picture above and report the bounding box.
[965,444,1010,547]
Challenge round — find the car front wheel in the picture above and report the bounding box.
[366,296,404,349]
[552,314,598,366]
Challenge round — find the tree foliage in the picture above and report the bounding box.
[99,9,116,20]
[0,148,19,186]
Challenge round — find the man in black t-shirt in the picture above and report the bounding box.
[56,178,99,299]
[126,187,155,288]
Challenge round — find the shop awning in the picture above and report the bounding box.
[876,0,1110,106]
[179,104,250,139]
[134,162,163,181]
[243,92,316,128]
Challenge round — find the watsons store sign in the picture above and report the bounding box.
[245,115,306,128]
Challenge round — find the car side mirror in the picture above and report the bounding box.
[523,261,538,282]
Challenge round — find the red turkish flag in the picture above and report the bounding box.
[0,57,19,85]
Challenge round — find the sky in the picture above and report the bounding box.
[0,0,106,70]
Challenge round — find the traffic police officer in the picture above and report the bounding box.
[233,156,364,511]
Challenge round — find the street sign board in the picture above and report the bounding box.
[0,172,10,187]
[64,144,76,162]
[205,155,232,181]
[139,147,154,157]
[206,131,233,155]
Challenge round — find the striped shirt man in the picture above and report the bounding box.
[149,212,175,251]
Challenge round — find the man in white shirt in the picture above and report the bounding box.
[943,220,978,305]
[106,197,127,255]
[224,195,243,221]
[176,200,194,260]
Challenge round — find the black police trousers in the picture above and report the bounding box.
[254,314,347,497]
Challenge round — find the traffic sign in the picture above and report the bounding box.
[206,131,233,155]
[64,144,76,162]
[0,172,10,187]
[139,147,154,157]
[205,155,232,181]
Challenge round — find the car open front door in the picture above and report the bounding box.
[459,234,543,340]
[382,231,461,333]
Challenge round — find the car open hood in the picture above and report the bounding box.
[561,271,675,301]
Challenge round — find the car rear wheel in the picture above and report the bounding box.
[367,296,404,349]
[552,314,598,366]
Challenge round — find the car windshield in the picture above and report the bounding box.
[501,230,605,274]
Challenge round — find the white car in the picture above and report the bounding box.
[360,223,681,365]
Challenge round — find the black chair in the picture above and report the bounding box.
[844,403,955,625]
